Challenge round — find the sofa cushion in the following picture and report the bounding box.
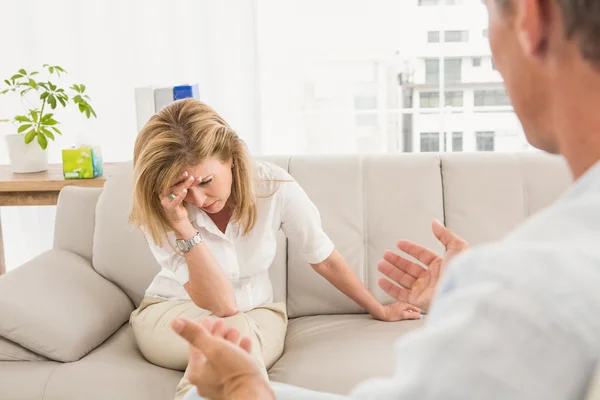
[0,336,48,361]
[92,157,291,308]
[0,249,133,362]
[0,361,61,400]
[286,154,444,318]
[441,152,571,246]
[268,314,425,394]
[41,324,183,400]
[92,162,163,307]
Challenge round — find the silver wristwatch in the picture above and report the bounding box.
[176,231,203,253]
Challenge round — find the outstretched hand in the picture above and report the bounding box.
[171,318,274,400]
[378,220,468,313]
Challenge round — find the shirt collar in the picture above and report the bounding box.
[184,202,237,241]
[561,159,600,201]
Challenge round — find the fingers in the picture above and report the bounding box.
[402,309,423,320]
[172,174,195,197]
[188,344,206,364]
[171,318,223,360]
[377,260,416,289]
[382,250,425,280]
[211,319,226,338]
[432,220,468,251]
[224,328,240,345]
[160,172,198,205]
[404,304,421,313]
[200,318,244,348]
[378,277,410,302]
[396,240,441,268]
[239,336,252,354]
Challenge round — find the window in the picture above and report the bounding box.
[445,58,462,83]
[445,91,463,107]
[476,131,495,151]
[420,91,462,108]
[443,132,463,152]
[427,31,440,43]
[444,30,469,43]
[403,114,413,152]
[255,1,531,156]
[452,132,463,152]
[474,89,511,106]
[421,132,440,152]
[403,89,413,108]
[425,59,439,84]
[420,92,439,108]
[425,58,461,84]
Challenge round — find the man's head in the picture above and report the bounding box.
[485,0,600,161]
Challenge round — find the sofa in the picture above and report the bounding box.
[0,152,575,400]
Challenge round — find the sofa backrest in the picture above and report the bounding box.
[89,153,571,317]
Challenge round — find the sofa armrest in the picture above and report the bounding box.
[54,186,103,261]
[0,249,134,362]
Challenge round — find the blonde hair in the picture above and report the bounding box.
[129,98,257,245]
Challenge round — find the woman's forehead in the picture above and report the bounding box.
[183,158,221,177]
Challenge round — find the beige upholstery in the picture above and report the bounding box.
[53,186,103,261]
[269,314,426,394]
[587,363,600,400]
[440,152,571,245]
[0,361,61,400]
[92,161,162,307]
[0,249,133,362]
[0,336,48,362]
[0,153,574,398]
[41,325,183,400]
[287,154,444,318]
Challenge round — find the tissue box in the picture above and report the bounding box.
[62,146,103,179]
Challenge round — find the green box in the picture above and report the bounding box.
[62,146,103,179]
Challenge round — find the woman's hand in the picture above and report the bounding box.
[374,301,423,322]
[159,171,198,232]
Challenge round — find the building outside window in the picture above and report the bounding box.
[476,131,495,151]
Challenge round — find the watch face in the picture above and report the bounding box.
[176,241,187,252]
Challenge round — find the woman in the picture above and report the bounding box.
[129,98,421,399]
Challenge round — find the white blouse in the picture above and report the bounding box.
[144,160,335,312]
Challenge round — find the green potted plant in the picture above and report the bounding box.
[0,65,96,173]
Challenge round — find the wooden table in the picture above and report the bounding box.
[0,163,124,275]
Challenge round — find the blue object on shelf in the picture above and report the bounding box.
[173,84,200,101]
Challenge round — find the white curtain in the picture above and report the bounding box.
[0,0,261,271]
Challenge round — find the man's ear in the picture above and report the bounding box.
[516,0,549,58]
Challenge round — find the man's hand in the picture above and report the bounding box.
[171,318,274,400]
[377,220,468,313]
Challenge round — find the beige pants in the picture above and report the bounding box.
[130,297,287,400]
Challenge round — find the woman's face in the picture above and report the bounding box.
[181,157,233,214]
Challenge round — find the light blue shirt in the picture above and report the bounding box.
[185,161,600,400]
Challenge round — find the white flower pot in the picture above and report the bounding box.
[5,133,48,173]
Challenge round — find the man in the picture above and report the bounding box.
[172,0,600,398]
